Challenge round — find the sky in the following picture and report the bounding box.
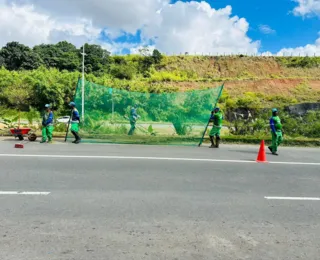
[0,0,319,55]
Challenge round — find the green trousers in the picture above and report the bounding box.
[210,126,221,137]
[128,122,136,135]
[70,123,79,133]
[271,130,283,153]
[42,125,54,142]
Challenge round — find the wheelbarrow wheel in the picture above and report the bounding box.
[28,133,37,142]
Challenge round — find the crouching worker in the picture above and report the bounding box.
[41,104,54,144]
[209,107,223,148]
[69,102,81,144]
[128,105,139,136]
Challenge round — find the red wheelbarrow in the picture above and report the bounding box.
[10,128,37,141]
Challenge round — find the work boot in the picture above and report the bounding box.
[215,137,220,148]
[40,140,47,144]
[48,140,53,144]
[73,132,81,144]
[272,152,279,156]
[209,136,215,148]
[268,146,272,153]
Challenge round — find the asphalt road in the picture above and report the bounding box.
[0,139,319,260]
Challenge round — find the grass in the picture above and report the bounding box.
[2,128,319,147]
[63,133,320,147]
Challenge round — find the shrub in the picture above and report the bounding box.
[110,64,136,80]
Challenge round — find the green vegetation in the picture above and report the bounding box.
[1,40,320,144]
[225,109,320,139]
[276,56,320,68]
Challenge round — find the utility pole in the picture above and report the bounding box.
[81,44,87,122]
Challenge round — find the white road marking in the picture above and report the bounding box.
[265,197,320,201]
[0,154,319,166]
[270,161,320,166]
[0,191,50,195]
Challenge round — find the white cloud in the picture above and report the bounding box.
[7,0,169,34]
[129,46,155,55]
[276,34,320,56]
[261,33,320,56]
[0,1,101,47]
[1,0,259,55]
[259,24,276,35]
[260,51,273,56]
[293,0,320,17]
[141,1,260,54]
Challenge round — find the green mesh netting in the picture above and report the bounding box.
[67,79,224,145]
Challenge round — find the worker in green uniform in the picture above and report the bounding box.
[268,108,283,156]
[209,107,223,148]
[41,104,54,143]
[69,102,81,144]
[128,105,139,136]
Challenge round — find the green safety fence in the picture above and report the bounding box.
[67,79,224,145]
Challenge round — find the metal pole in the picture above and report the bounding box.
[112,96,114,121]
[81,44,86,122]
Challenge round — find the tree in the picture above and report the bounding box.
[138,47,152,56]
[81,44,111,73]
[110,64,136,80]
[55,41,81,71]
[0,42,43,70]
[152,49,163,64]
[113,56,127,65]
[33,44,60,68]
[0,56,4,67]
[137,48,163,76]
[21,51,43,70]
[33,41,80,71]
[139,56,154,76]
[2,84,31,127]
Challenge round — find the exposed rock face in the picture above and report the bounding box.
[225,108,262,122]
[285,103,320,116]
[225,103,320,122]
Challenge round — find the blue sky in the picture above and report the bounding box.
[193,0,319,53]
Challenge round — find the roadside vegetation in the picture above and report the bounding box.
[0,41,320,144]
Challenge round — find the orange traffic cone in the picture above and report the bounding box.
[256,140,268,163]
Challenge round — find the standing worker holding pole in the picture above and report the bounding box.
[209,107,223,148]
[198,83,225,147]
[69,102,81,144]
